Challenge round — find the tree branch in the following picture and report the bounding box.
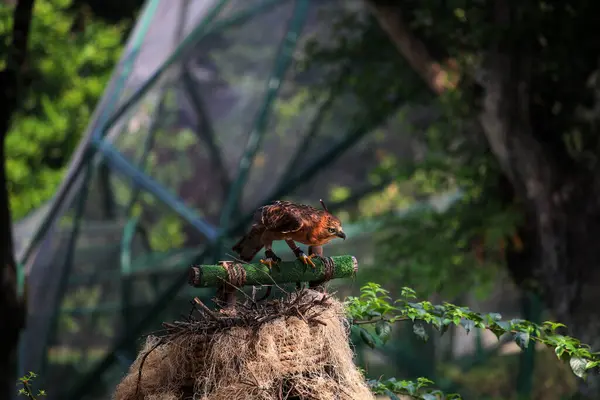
[363,0,551,188]
[364,0,563,210]
[364,0,459,95]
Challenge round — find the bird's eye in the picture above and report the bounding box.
[328,227,336,233]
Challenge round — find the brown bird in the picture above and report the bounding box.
[231,199,346,271]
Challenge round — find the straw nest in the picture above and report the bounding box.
[113,289,374,400]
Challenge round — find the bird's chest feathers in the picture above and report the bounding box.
[286,228,331,246]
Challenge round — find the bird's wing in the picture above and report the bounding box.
[259,201,306,233]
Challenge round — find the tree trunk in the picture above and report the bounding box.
[0,0,36,398]
[365,0,600,397]
[0,136,24,400]
[470,6,600,396]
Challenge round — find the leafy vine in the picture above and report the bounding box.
[346,283,600,399]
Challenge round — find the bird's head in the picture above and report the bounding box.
[318,199,346,242]
[323,215,346,241]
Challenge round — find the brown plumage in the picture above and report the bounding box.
[232,199,346,270]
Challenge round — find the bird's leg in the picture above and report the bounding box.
[259,235,281,273]
[285,239,307,288]
[307,245,325,265]
[286,239,317,271]
[308,245,324,258]
[260,249,281,272]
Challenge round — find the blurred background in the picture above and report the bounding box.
[3,0,598,399]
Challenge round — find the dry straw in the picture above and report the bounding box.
[113,289,374,400]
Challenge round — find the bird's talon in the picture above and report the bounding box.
[260,258,280,273]
[298,253,317,271]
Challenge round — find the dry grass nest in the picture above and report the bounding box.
[113,288,374,400]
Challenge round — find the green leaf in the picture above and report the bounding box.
[487,313,502,322]
[460,318,474,334]
[359,328,376,349]
[376,320,393,343]
[488,325,504,339]
[356,326,384,349]
[384,389,401,400]
[543,321,567,332]
[570,357,589,379]
[496,320,510,331]
[514,332,530,350]
[400,287,417,299]
[416,377,434,387]
[413,323,429,342]
[555,344,570,361]
[440,323,450,336]
[586,360,600,370]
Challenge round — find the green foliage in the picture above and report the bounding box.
[1,0,126,219]
[369,377,460,400]
[370,188,521,298]
[17,372,46,399]
[300,4,518,298]
[366,94,523,296]
[346,283,600,399]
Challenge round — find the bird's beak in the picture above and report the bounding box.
[337,230,346,240]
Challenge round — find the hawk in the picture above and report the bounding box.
[231,199,346,271]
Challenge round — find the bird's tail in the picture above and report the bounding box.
[231,225,265,262]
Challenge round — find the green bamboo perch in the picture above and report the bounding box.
[188,255,358,288]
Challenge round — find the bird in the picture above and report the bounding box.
[231,199,346,271]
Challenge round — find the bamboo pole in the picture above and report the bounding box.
[188,255,358,288]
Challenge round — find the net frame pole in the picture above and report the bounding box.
[119,0,194,355]
[218,0,311,233]
[39,159,94,380]
[92,140,218,241]
[16,0,161,370]
[181,71,231,196]
[17,0,162,268]
[96,0,232,140]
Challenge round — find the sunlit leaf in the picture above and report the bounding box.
[375,320,393,343]
[412,323,429,342]
[570,357,589,379]
[514,332,530,350]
